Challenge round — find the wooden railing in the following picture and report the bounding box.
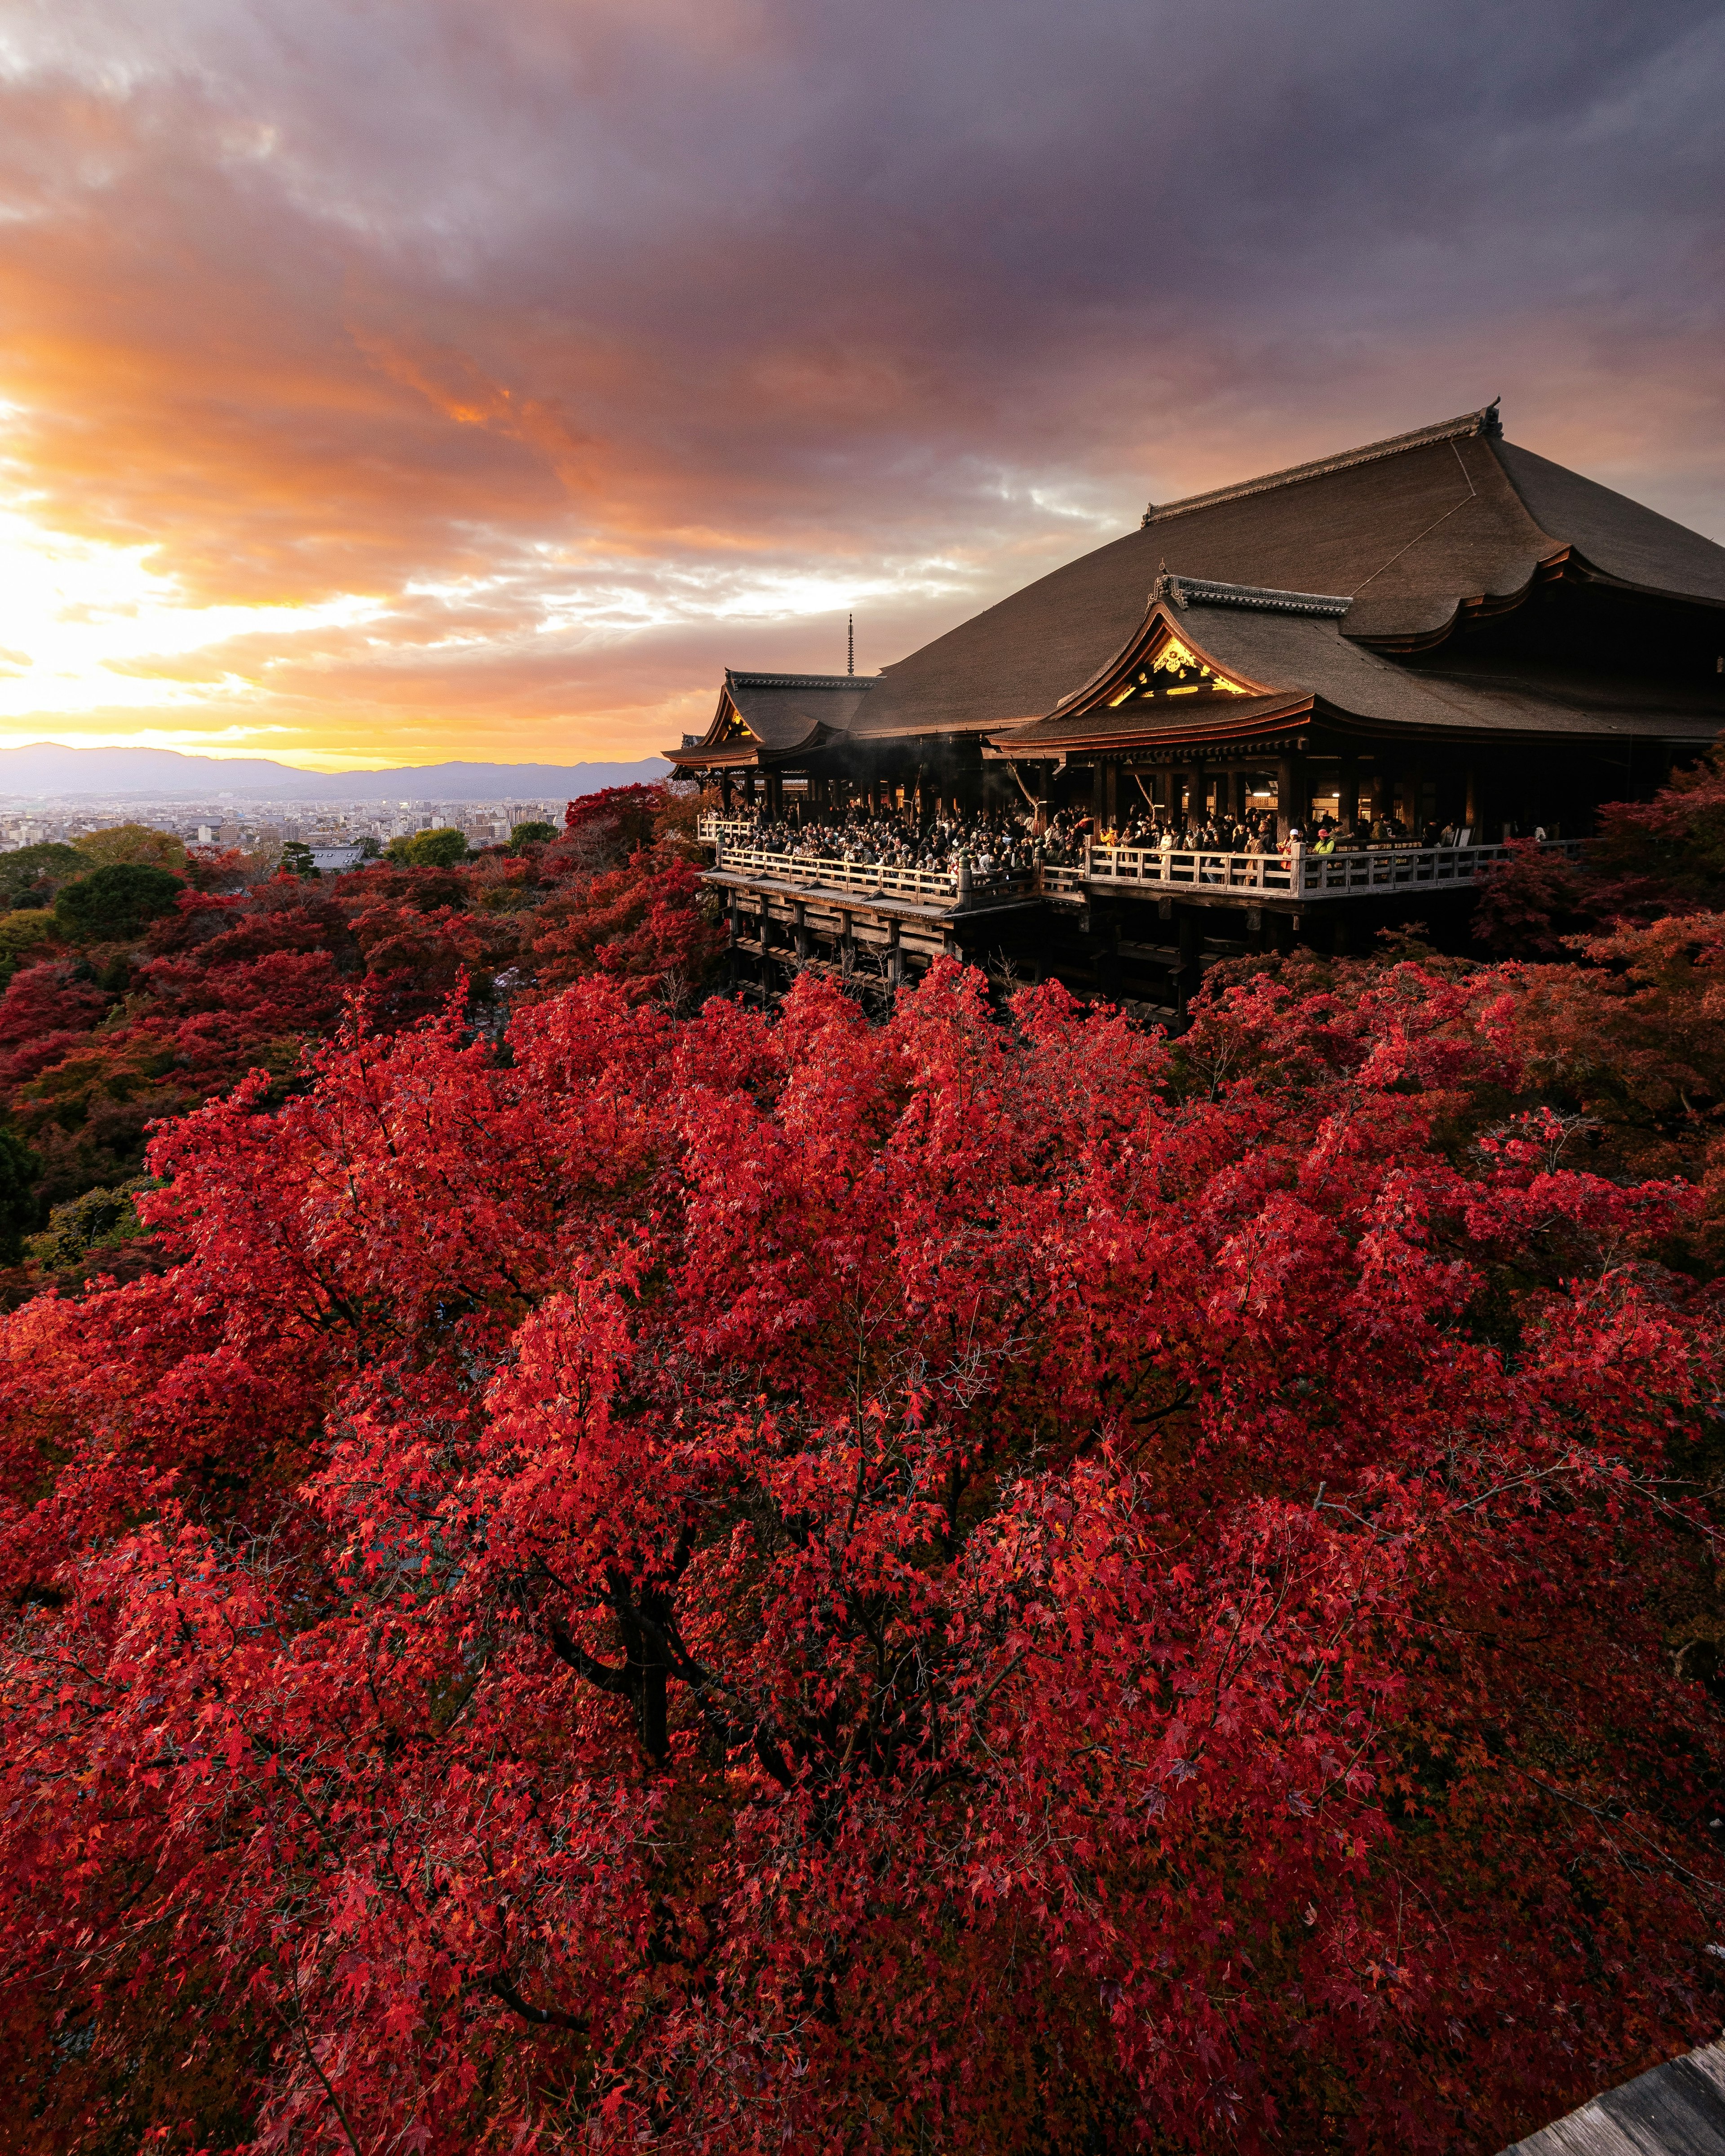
[1085,845,1296,894]
[1084,837,1581,900]
[712,843,961,902]
[1039,864,1087,901]
[1292,838,1580,895]
[707,821,1582,910]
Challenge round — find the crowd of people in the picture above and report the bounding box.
[1096,807,1473,854]
[710,799,1486,882]
[715,804,1091,879]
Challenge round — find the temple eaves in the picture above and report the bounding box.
[725,670,877,691]
[1152,574,1354,617]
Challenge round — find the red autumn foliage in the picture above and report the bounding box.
[531,851,725,998]
[561,783,664,856]
[2,957,1721,2154]
[0,790,720,1248]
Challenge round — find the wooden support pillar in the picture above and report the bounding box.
[1276,754,1307,841]
[887,917,904,991]
[1407,762,1429,841]
[1338,754,1359,834]
[1101,759,1119,834]
[1369,764,1391,828]
[1174,906,1202,1022]
[1101,912,1121,1001]
[743,767,758,808]
[720,770,734,812]
[792,901,809,963]
[758,895,773,990]
[727,891,742,986]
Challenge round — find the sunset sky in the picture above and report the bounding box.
[0,0,1721,772]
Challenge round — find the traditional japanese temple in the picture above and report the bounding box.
[669,404,1725,1011]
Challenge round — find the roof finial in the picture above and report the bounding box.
[847,611,854,676]
[1481,396,1503,438]
[1150,558,1186,609]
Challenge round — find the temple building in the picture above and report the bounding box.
[668,404,1725,1012]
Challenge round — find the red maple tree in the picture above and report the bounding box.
[1,956,1721,2153]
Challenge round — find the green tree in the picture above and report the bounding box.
[508,820,557,851]
[53,863,185,943]
[26,1179,149,1271]
[0,1125,40,1263]
[386,827,469,867]
[280,842,318,879]
[0,842,86,910]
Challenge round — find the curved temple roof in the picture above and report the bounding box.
[666,669,874,767]
[1001,575,1722,753]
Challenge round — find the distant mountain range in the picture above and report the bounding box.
[0,744,672,802]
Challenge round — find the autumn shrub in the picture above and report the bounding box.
[1470,835,1600,956]
[530,846,725,994]
[554,783,664,871]
[651,781,706,855]
[74,822,190,873]
[1,959,1721,2156]
[0,908,57,989]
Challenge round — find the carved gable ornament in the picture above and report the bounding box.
[1106,630,1251,706]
